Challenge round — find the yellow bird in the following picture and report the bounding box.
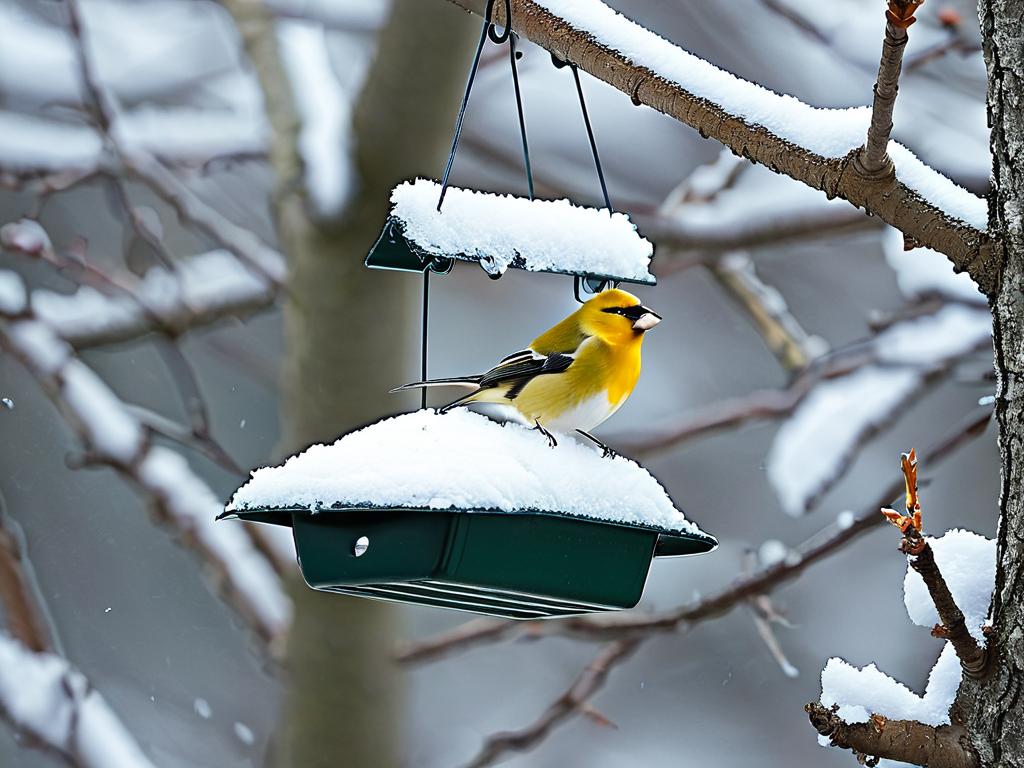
[394,288,661,452]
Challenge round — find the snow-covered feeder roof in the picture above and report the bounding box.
[225,409,713,551]
[367,179,656,284]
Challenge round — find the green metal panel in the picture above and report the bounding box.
[225,505,716,618]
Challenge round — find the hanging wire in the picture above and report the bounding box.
[437,0,514,211]
[508,33,534,200]
[552,54,618,301]
[420,270,429,409]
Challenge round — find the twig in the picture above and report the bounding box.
[0,518,52,654]
[858,0,922,177]
[396,618,521,664]
[709,251,827,372]
[0,272,290,645]
[462,639,641,768]
[0,633,157,768]
[882,449,988,676]
[805,703,979,768]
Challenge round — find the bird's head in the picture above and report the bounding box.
[579,288,661,344]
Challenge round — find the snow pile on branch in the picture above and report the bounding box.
[882,227,983,304]
[228,409,705,535]
[767,305,991,515]
[904,529,995,643]
[0,633,155,768]
[534,0,870,158]
[33,249,274,346]
[817,530,995,742]
[389,179,655,282]
[531,0,987,230]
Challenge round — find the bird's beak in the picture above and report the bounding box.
[632,308,661,331]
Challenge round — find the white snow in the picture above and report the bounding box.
[234,721,255,746]
[534,0,870,158]
[33,250,273,345]
[0,219,52,255]
[769,305,991,515]
[277,20,353,219]
[889,142,988,231]
[61,361,144,465]
[6,320,70,376]
[534,1,988,229]
[820,642,961,728]
[0,633,156,768]
[0,273,26,314]
[389,179,655,282]
[138,448,292,634]
[882,226,983,303]
[904,529,995,643]
[768,366,922,516]
[816,528,996,758]
[836,510,855,531]
[758,539,789,567]
[228,409,706,536]
[0,112,103,171]
[875,305,992,366]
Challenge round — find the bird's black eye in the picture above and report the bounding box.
[601,305,646,321]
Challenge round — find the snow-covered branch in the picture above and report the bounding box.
[0,634,156,768]
[805,702,978,768]
[448,0,996,295]
[0,272,290,644]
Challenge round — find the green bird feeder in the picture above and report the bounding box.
[220,410,717,619]
[218,0,718,620]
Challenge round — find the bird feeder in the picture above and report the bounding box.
[219,0,718,618]
[221,411,717,619]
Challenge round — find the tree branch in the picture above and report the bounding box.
[446,0,995,295]
[462,639,640,768]
[0,272,290,645]
[883,449,989,676]
[806,703,979,768]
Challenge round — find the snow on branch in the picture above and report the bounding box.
[447,0,996,295]
[0,633,156,768]
[767,305,992,516]
[805,452,993,768]
[0,273,290,644]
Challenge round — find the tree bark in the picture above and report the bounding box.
[227,2,476,766]
[962,0,1024,763]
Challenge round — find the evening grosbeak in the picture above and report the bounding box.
[394,288,661,452]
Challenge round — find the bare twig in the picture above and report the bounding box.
[462,639,641,768]
[396,618,521,664]
[447,0,995,295]
[882,449,988,676]
[709,251,826,372]
[0,518,52,654]
[806,703,979,768]
[858,1,921,176]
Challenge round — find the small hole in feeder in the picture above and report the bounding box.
[353,536,370,557]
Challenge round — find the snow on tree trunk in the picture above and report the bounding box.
[962,0,1024,763]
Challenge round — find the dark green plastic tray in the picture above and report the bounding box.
[220,506,717,619]
[365,216,657,286]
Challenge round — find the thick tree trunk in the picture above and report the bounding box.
[227,2,476,766]
[963,0,1024,763]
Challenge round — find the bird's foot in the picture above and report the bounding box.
[576,429,616,459]
[534,420,558,448]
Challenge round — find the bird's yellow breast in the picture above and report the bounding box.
[510,335,642,426]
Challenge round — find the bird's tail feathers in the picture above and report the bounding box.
[390,376,481,393]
